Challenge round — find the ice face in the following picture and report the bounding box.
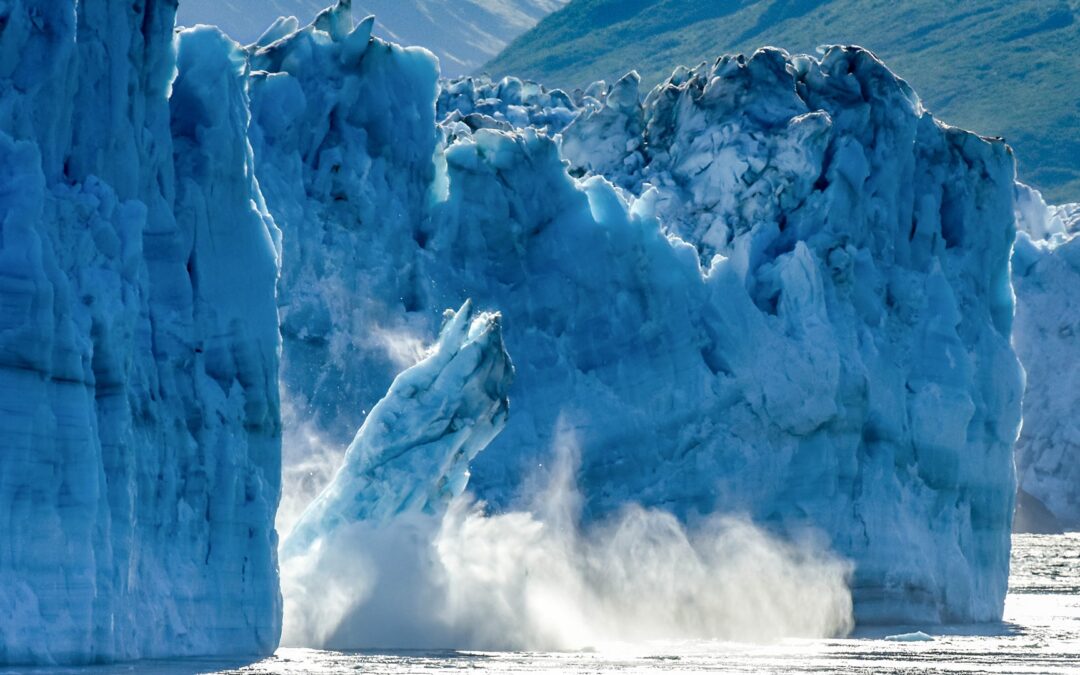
[0,4,281,666]
[1012,185,1080,530]
[436,75,580,136]
[250,6,1023,627]
[0,0,1031,661]
[559,71,645,184]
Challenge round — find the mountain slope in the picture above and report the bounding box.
[485,0,1080,203]
[177,0,567,76]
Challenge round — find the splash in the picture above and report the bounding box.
[279,430,853,650]
[277,397,345,536]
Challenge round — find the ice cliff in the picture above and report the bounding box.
[0,0,1033,661]
[0,2,281,665]
[250,3,1023,626]
[1013,186,1080,531]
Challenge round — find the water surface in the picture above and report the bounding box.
[10,534,1079,674]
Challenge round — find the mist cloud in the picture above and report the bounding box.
[279,428,853,650]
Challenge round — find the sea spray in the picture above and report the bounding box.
[281,426,854,649]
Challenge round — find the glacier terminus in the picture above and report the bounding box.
[0,0,1076,669]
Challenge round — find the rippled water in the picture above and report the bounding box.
[1009,534,1080,595]
[10,534,1079,675]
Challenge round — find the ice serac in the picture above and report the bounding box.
[437,74,578,135]
[559,71,645,183]
[247,2,439,469]
[177,0,568,78]
[0,3,281,665]
[252,6,1022,626]
[283,302,513,557]
[1013,185,1080,530]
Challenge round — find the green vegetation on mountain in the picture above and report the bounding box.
[485,0,1080,202]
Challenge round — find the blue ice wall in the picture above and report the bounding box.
[0,3,281,665]
[251,4,1022,625]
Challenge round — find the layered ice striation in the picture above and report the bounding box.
[251,4,1023,627]
[1013,185,1080,530]
[0,2,281,665]
[283,302,513,558]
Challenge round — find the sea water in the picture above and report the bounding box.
[8,534,1078,675]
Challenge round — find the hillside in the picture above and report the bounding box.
[177,0,566,77]
[485,0,1080,202]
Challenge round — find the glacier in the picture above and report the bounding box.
[0,0,1039,663]
[1012,185,1080,531]
[539,55,1080,539]
[249,2,1023,627]
[0,1,281,665]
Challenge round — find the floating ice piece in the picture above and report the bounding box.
[884,631,935,642]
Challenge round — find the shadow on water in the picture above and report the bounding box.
[851,620,1026,640]
[313,647,495,660]
[0,655,263,675]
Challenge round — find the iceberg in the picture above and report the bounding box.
[250,4,1023,626]
[884,631,935,642]
[1012,185,1080,530]
[0,3,281,665]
